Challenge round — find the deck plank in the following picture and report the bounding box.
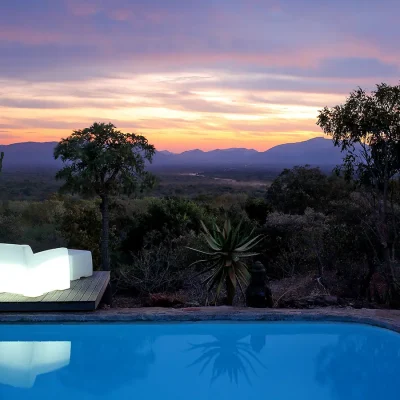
[0,271,110,312]
[16,293,47,303]
[89,272,109,302]
[62,276,91,302]
[93,273,110,309]
[79,272,105,302]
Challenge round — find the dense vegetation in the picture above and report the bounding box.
[2,83,400,309]
[0,163,398,308]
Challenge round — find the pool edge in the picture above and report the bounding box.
[0,307,400,333]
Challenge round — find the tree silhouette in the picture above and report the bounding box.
[54,122,155,271]
[318,83,400,303]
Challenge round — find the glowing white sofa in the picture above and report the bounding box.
[0,341,71,388]
[0,244,93,297]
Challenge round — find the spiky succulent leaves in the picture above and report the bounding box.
[186,218,264,305]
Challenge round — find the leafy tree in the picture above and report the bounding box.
[118,197,207,253]
[187,218,263,305]
[244,197,272,225]
[317,83,400,303]
[54,122,155,271]
[266,165,331,214]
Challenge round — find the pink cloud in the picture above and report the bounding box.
[0,26,66,45]
[109,9,134,21]
[66,0,101,16]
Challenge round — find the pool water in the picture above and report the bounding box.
[0,322,398,400]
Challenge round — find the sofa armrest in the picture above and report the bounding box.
[26,248,71,295]
[68,249,93,280]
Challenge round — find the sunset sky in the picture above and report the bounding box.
[1,0,399,152]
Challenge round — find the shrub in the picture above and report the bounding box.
[187,218,263,305]
[113,233,199,295]
[58,199,103,268]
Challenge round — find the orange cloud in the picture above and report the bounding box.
[2,1,399,152]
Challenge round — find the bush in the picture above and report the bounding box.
[58,199,103,268]
[119,197,209,253]
[113,233,200,295]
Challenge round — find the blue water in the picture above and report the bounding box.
[0,322,398,400]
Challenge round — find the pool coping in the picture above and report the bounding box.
[0,307,400,333]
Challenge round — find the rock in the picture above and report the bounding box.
[143,293,186,308]
[309,295,338,306]
[280,294,341,309]
[184,301,200,308]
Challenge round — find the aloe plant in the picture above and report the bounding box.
[187,218,263,305]
[187,334,266,384]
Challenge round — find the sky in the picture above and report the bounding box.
[1,0,400,152]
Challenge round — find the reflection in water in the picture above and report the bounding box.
[0,342,71,388]
[0,335,156,396]
[1,323,399,400]
[316,331,400,400]
[58,334,156,395]
[187,334,266,385]
[250,334,266,353]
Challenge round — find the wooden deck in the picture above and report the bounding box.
[0,271,110,312]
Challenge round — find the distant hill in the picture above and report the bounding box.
[0,141,59,169]
[152,137,347,167]
[153,147,259,166]
[0,137,349,171]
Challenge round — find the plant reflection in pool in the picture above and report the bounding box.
[187,333,267,385]
[0,323,399,400]
[315,329,400,400]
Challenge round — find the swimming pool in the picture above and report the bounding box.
[0,322,398,400]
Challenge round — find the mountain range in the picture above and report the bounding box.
[0,137,347,170]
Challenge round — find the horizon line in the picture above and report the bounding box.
[0,136,329,154]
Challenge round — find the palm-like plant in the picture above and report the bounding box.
[187,334,266,385]
[187,218,263,305]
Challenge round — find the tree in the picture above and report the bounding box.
[266,165,331,214]
[0,152,3,172]
[54,122,156,272]
[317,83,400,304]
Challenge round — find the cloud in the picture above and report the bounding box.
[0,131,20,140]
[1,0,400,150]
[306,57,400,79]
[66,0,101,16]
[1,0,398,83]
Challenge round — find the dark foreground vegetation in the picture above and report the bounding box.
[0,163,398,309]
[0,162,400,306]
[1,82,400,309]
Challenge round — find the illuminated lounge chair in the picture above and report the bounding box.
[0,243,93,297]
[0,341,71,388]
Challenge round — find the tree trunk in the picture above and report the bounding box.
[360,258,375,301]
[100,194,112,306]
[225,276,235,306]
[100,194,110,271]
